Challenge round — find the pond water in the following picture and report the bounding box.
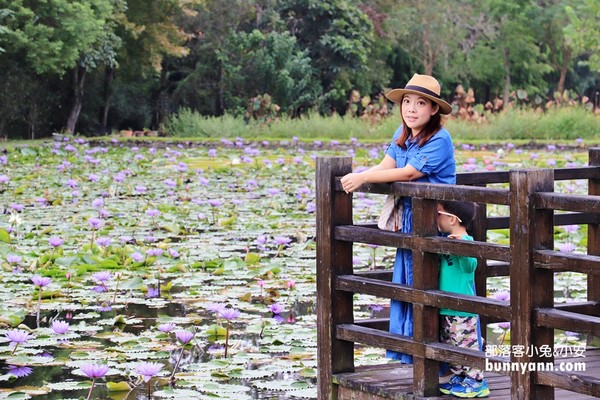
[0,138,590,399]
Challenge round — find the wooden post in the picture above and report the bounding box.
[411,198,440,396]
[588,148,600,347]
[316,157,355,400]
[509,169,555,399]
[471,192,489,342]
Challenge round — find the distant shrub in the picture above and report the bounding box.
[163,106,600,146]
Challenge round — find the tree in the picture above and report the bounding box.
[1,0,123,135]
[564,0,600,73]
[217,29,320,116]
[279,0,376,113]
[382,0,467,77]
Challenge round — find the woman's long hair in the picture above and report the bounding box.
[395,100,443,149]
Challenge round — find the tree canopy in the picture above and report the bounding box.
[0,0,598,138]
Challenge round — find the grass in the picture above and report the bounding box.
[161,106,600,147]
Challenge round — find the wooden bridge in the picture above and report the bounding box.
[315,148,600,399]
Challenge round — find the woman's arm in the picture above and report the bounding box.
[340,154,425,193]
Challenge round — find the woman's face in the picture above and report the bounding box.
[401,93,439,135]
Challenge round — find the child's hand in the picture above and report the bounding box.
[447,234,463,239]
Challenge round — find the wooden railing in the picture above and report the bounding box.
[316,148,600,400]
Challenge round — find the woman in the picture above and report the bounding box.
[340,73,456,363]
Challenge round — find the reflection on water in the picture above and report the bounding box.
[2,298,316,400]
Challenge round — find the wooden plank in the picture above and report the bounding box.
[509,169,555,399]
[410,198,439,397]
[534,308,600,336]
[316,157,355,400]
[335,324,501,369]
[333,349,600,399]
[336,324,419,357]
[336,179,511,206]
[334,225,511,262]
[535,250,600,274]
[335,275,511,319]
[553,165,600,181]
[455,166,600,186]
[534,192,600,214]
[536,370,600,397]
[589,148,600,348]
[554,301,600,315]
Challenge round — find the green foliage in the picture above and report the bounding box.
[1,0,119,75]
[278,0,377,112]
[218,29,320,116]
[164,106,600,144]
[445,107,600,141]
[565,0,600,73]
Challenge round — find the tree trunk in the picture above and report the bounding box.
[216,61,225,116]
[100,67,115,134]
[502,47,511,107]
[556,48,572,95]
[65,66,87,134]
[150,67,169,130]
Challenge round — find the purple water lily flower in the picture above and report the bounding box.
[163,179,177,188]
[51,320,70,334]
[6,255,21,264]
[208,199,222,207]
[10,203,24,212]
[7,365,33,378]
[175,330,194,345]
[157,323,176,333]
[273,236,292,246]
[146,248,163,257]
[494,291,510,301]
[88,217,103,230]
[49,236,64,247]
[92,198,104,208]
[80,363,110,379]
[131,252,144,262]
[135,362,163,382]
[269,303,284,314]
[6,329,33,345]
[557,242,576,253]
[219,308,241,320]
[206,302,226,314]
[31,275,52,287]
[96,237,111,247]
[92,271,111,282]
[146,209,160,217]
[146,287,159,298]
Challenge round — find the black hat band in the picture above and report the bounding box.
[404,85,441,99]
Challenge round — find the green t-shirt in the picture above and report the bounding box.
[439,234,478,317]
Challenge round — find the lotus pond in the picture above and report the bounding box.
[0,137,591,399]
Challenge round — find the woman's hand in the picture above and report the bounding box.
[340,173,365,193]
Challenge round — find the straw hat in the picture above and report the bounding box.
[385,74,452,115]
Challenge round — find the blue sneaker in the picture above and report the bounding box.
[439,375,464,395]
[450,376,490,398]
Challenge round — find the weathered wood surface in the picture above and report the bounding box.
[333,349,600,399]
[316,157,355,400]
[317,149,600,400]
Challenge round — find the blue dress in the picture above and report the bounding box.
[385,125,456,363]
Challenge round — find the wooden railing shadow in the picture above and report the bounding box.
[316,148,600,400]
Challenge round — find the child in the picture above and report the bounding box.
[436,200,489,398]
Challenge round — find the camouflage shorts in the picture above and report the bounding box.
[440,315,484,380]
